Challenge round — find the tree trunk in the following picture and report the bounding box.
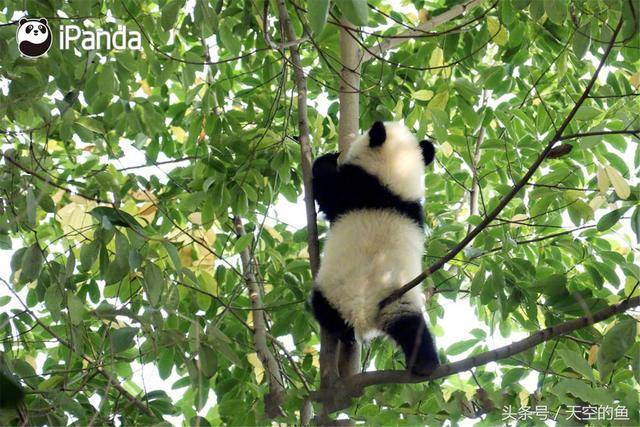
[336,17,363,379]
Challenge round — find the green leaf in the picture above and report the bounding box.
[446,339,479,355]
[200,344,218,378]
[90,207,141,229]
[219,21,241,55]
[529,0,544,21]
[573,24,591,59]
[162,241,182,272]
[110,327,139,353]
[597,207,629,231]
[412,90,434,101]
[552,379,612,405]
[631,206,640,244]
[543,0,566,24]
[309,0,330,34]
[26,188,36,226]
[105,232,130,284]
[234,233,253,254]
[20,244,44,283]
[557,349,595,382]
[143,262,165,307]
[599,319,637,364]
[79,240,100,272]
[574,106,601,121]
[161,0,181,31]
[44,285,63,320]
[338,0,368,26]
[67,293,85,326]
[633,346,640,384]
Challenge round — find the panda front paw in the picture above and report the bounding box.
[409,356,440,377]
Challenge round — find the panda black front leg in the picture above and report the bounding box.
[384,313,440,376]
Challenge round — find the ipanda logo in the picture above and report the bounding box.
[16,17,142,58]
[16,18,52,58]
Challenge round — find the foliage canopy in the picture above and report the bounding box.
[0,0,639,425]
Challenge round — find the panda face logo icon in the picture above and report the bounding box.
[16,18,52,58]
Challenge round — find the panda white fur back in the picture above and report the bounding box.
[316,210,425,338]
[311,120,440,376]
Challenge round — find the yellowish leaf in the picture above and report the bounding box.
[630,71,640,89]
[171,126,188,144]
[25,355,37,369]
[487,16,508,46]
[393,99,404,120]
[130,190,157,202]
[441,141,453,158]
[604,165,630,199]
[564,189,582,202]
[138,202,157,221]
[588,345,598,366]
[188,212,202,225]
[427,91,449,111]
[429,47,443,70]
[412,89,433,101]
[418,9,430,23]
[46,139,62,151]
[247,352,264,384]
[265,225,283,242]
[588,195,606,211]
[510,213,528,227]
[199,271,218,296]
[625,276,640,297]
[140,80,152,96]
[51,190,65,204]
[247,311,253,328]
[56,201,97,237]
[597,167,609,193]
[179,246,194,267]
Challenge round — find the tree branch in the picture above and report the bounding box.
[233,216,285,418]
[336,18,363,383]
[274,1,321,424]
[379,18,624,309]
[338,18,363,152]
[275,0,320,276]
[558,129,640,141]
[323,295,640,412]
[361,0,486,63]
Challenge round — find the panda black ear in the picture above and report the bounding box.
[39,18,48,25]
[420,139,435,166]
[19,18,27,26]
[369,121,386,148]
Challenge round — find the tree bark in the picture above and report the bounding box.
[273,0,329,422]
[334,17,364,383]
[338,18,361,153]
[233,217,285,418]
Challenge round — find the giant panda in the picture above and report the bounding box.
[311,120,439,376]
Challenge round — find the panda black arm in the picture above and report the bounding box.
[312,152,341,221]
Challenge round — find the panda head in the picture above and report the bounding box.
[16,18,52,58]
[340,121,435,201]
